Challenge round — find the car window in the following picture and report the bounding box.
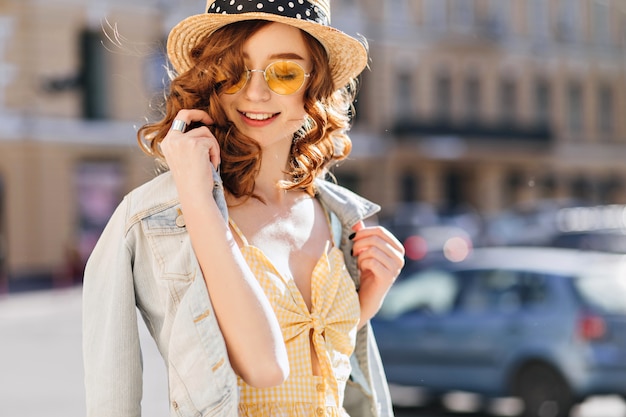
[517,272,549,306]
[458,270,548,313]
[459,269,521,313]
[377,269,459,319]
[574,268,626,314]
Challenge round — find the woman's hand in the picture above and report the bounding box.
[160,109,220,196]
[351,221,405,328]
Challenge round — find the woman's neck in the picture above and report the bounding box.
[252,139,295,204]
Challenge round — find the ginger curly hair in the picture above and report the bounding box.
[137,20,361,200]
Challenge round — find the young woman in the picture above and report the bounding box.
[83,1,404,417]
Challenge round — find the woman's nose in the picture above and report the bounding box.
[243,70,271,101]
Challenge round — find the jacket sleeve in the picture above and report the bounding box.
[82,196,143,417]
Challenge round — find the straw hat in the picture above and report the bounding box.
[167,0,368,90]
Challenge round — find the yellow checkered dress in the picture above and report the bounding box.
[229,218,360,417]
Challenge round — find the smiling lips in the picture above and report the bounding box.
[242,112,278,121]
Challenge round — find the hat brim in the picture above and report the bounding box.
[167,12,368,90]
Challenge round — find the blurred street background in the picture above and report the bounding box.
[1,0,626,416]
[1,286,626,417]
[0,287,168,417]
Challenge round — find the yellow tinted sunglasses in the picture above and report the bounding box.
[223,60,311,95]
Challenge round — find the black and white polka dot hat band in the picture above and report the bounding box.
[208,0,329,25]
[167,0,368,89]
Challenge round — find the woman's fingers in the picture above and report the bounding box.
[170,109,215,129]
[351,226,405,259]
[351,225,405,323]
[356,245,401,277]
[184,126,221,169]
[161,110,221,170]
[351,226,405,283]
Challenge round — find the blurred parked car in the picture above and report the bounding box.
[372,247,626,417]
[482,199,580,247]
[549,205,626,253]
[550,229,626,253]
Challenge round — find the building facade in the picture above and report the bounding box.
[0,0,625,285]
[0,0,175,285]
[332,0,626,217]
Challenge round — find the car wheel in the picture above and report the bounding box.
[513,363,573,417]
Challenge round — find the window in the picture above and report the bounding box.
[598,83,614,135]
[535,79,551,126]
[599,176,622,203]
[460,270,519,313]
[396,72,413,119]
[538,174,557,199]
[385,0,412,24]
[500,78,517,125]
[592,0,611,45]
[378,269,460,318]
[487,0,511,36]
[557,0,582,42]
[528,0,550,40]
[460,270,548,313]
[444,170,464,211]
[80,30,109,119]
[504,169,524,206]
[518,273,549,305]
[464,75,481,121]
[575,269,626,314]
[568,82,583,133]
[452,0,475,31]
[435,71,452,120]
[571,175,593,202]
[400,171,417,202]
[424,0,448,31]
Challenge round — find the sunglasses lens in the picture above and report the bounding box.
[223,72,248,94]
[266,61,306,95]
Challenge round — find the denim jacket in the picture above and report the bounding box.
[82,167,393,417]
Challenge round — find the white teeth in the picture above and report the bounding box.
[244,112,274,120]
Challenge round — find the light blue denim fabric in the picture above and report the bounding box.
[83,168,393,417]
[315,181,394,417]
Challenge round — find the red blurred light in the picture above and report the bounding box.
[578,314,606,341]
[404,235,428,261]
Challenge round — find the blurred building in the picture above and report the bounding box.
[0,0,180,285]
[0,0,625,285]
[333,0,626,218]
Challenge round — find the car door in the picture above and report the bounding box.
[371,268,463,388]
[426,268,528,394]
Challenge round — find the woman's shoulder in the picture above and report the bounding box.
[124,171,179,219]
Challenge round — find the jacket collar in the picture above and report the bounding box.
[314,179,380,228]
[128,170,379,227]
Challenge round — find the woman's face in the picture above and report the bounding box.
[217,22,311,148]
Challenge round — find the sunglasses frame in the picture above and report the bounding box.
[223,60,311,96]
